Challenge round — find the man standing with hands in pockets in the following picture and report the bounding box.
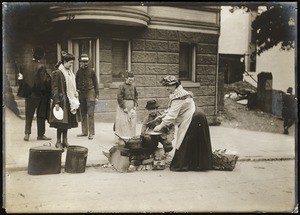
[76,54,99,140]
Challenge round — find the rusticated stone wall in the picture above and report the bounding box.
[5,5,220,125]
[9,26,219,124]
[94,27,219,124]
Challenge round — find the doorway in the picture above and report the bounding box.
[71,38,96,74]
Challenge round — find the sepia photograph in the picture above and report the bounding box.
[2,2,297,213]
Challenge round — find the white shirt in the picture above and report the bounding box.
[161,97,195,149]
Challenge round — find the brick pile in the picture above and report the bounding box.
[109,146,167,172]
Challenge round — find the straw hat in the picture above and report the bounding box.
[160,75,179,86]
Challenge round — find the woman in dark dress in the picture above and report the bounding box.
[154,75,213,171]
[49,51,80,149]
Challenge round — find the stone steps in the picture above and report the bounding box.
[11,86,19,94]
[5,62,25,119]
[5,64,15,74]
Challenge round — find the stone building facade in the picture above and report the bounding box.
[4,4,220,123]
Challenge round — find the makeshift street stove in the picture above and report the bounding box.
[104,132,167,173]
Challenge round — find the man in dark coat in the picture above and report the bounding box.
[21,46,52,141]
[76,54,99,140]
[282,87,297,135]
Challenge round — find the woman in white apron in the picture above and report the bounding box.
[154,75,213,171]
[114,71,138,145]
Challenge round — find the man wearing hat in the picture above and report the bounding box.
[76,54,99,140]
[20,46,52,141]
[140,100,174,153]
[282,87,297,135]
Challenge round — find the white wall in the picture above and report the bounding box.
[219,6,296,92]
[218,6,250,54]
[256,44,295,92]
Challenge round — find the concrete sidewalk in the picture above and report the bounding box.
[4,108,296,172]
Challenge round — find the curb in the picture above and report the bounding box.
[238,157,295,162]
[5,157,295,173]
[6,162,109,173]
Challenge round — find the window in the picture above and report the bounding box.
[179,43,195,81]
[112,40,130,81]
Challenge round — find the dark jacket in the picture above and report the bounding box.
[49,69,69,124]
[17,60,47,98]
[282,93,297,120]
[36,70,52,120]
[76,67,99,98]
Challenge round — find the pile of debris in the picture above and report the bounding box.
[224,80,257,94]
[224,81,257,109]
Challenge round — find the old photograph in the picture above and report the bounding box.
[2,2,297,213]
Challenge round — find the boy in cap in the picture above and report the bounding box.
[140,100,174,153]
[76,54,99,140]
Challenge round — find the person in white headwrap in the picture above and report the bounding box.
[49,51,80,150]
[153,75,213,171]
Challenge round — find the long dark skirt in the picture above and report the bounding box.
[50,100,78,129]
[170,109,213,171]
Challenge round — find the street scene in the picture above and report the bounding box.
[3,2,297,213]
[4,108,297,213]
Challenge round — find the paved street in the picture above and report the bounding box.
[3,108,297,213]
[4,161,296,213]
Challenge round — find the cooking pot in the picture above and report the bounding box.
[114,132,142,149]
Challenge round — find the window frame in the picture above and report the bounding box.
[179,42,196,82]
[111,38,131,83]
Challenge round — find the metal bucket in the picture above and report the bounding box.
[65,146,88,173]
